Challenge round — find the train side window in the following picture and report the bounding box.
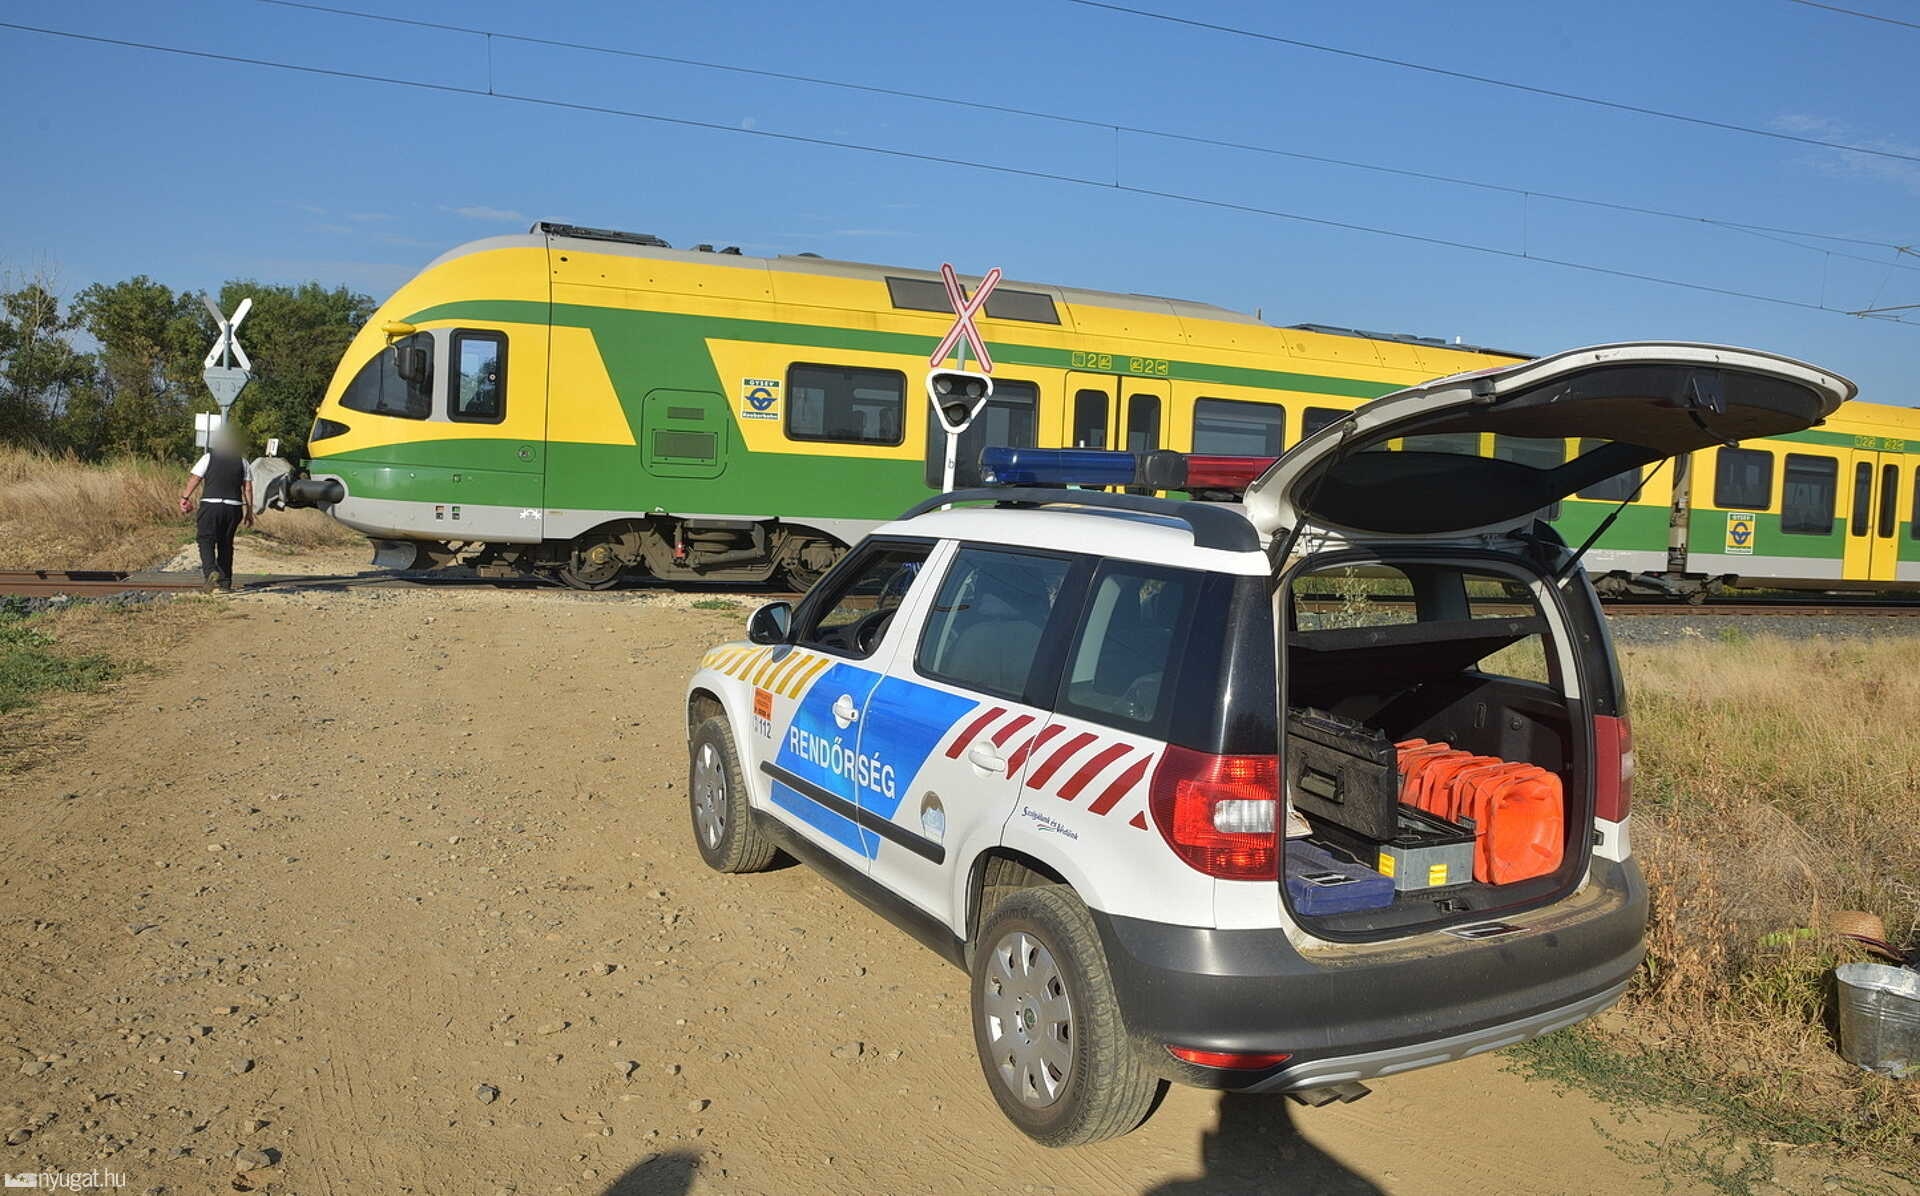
[922,378,1039,488]
[1401,432,1482,455]
[1125,393,1161,453]
[1073,389,1109,448]
[1493,436,1565,521]
[1574,438,1643,501]
[1713,446,1773,510]
[449,331,507,423]
[1780,454,1837,535]
[1912,467,1920,540]
[1301,406,1346,439]
[1193,397,1284,455]
[339,332,433,420]
[1850,461,1873,537]
[786,363,905,446]
[1878,464,1899,539]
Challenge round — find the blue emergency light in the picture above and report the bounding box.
[978,446,1277,491]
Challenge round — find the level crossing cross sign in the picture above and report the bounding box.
[927,262,1002,373]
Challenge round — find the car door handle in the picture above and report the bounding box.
[967,743,1007,773]
[832,694,860,727]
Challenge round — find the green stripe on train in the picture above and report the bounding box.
[400,299,1407,401]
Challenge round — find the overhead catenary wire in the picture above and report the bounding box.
[255,0,1920,272]
[1785,0,1920,32]
[1069,0,1920,167]
[2,18,1915,328]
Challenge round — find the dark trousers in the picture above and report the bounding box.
[196,502,242,580]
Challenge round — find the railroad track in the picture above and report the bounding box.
[1603,600,1920,617]
[0,568,804,601]
[9,569,1911,617]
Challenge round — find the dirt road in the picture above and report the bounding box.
[0,588,1868,1194]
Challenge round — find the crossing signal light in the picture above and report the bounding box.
[927,369,994,434]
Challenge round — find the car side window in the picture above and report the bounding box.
[793,544,930,658]
[1059,562,1199,729]
[917,547,1073,700]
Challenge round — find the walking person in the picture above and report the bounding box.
[178,428,253,592]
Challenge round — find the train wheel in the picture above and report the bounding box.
[559,541,625,590]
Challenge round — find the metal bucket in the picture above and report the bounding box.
[1834,962,1920,1078]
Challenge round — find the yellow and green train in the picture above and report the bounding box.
[296,221,1920,591]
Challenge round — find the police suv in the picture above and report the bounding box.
[683,343,1852,1145]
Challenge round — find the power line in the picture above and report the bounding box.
[1,18,1913,328]
[1786,0,1920,31]
[257,0,1920,274]
[1070,0,1920,166]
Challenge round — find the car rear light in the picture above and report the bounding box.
[1167,1046,1293,1069]
[1593,715,1633,822]
[1148,745,1280,880]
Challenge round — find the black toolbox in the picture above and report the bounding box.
[1284,707,1401,841]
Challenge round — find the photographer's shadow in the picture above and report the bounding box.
[1147,1094,1383,1194]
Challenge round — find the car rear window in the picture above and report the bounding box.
[1057,562,1201,730]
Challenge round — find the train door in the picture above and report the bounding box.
[1064,372,1118,449]
[1842,448,1903,583]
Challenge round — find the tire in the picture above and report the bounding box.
[969,885,1163,1146]
[688,716,777,874]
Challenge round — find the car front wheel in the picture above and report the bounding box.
[688,716,776,874]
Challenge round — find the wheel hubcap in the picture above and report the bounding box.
[692,742,727,849]
[981,930,1073,1108]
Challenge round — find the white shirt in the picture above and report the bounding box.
[190,453,253,505]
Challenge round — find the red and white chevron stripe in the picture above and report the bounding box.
[941,706,1157,831]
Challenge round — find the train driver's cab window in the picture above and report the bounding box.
[1780,454,1837,535]
[450,331,506,423]
[1193,398,1284,456]
[787,364,906,445]
[339,332,433,420]
[923,378,1039,488]
[795,543,931,658]
[1714,446,1773,510]
[917,547,1074,700]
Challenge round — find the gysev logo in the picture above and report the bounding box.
[1725,511,1756,555]
[740,377,780,421]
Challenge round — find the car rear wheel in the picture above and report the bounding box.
[970,885,1162,1146]
[688,716,776,873]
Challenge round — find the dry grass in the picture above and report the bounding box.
[0,445,358,569]
[1588,633,1920,1167]
[0,445,188,569]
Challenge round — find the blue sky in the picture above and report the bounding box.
[3,0,1917,400]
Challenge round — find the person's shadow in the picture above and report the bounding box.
[1146,1094,1383,1194]
[600,1149,701,1196]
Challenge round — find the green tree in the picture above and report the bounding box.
[72,276,203,459]
[196,280,373,456]
[0,280,94,448]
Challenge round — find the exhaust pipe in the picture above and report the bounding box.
[1286,1080,1372,1107]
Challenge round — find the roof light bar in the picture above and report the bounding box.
[978,446,1276,491]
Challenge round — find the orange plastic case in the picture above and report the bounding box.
[1392,741,1565,885]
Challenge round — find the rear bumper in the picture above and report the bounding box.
[1094,858,1647,1092]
